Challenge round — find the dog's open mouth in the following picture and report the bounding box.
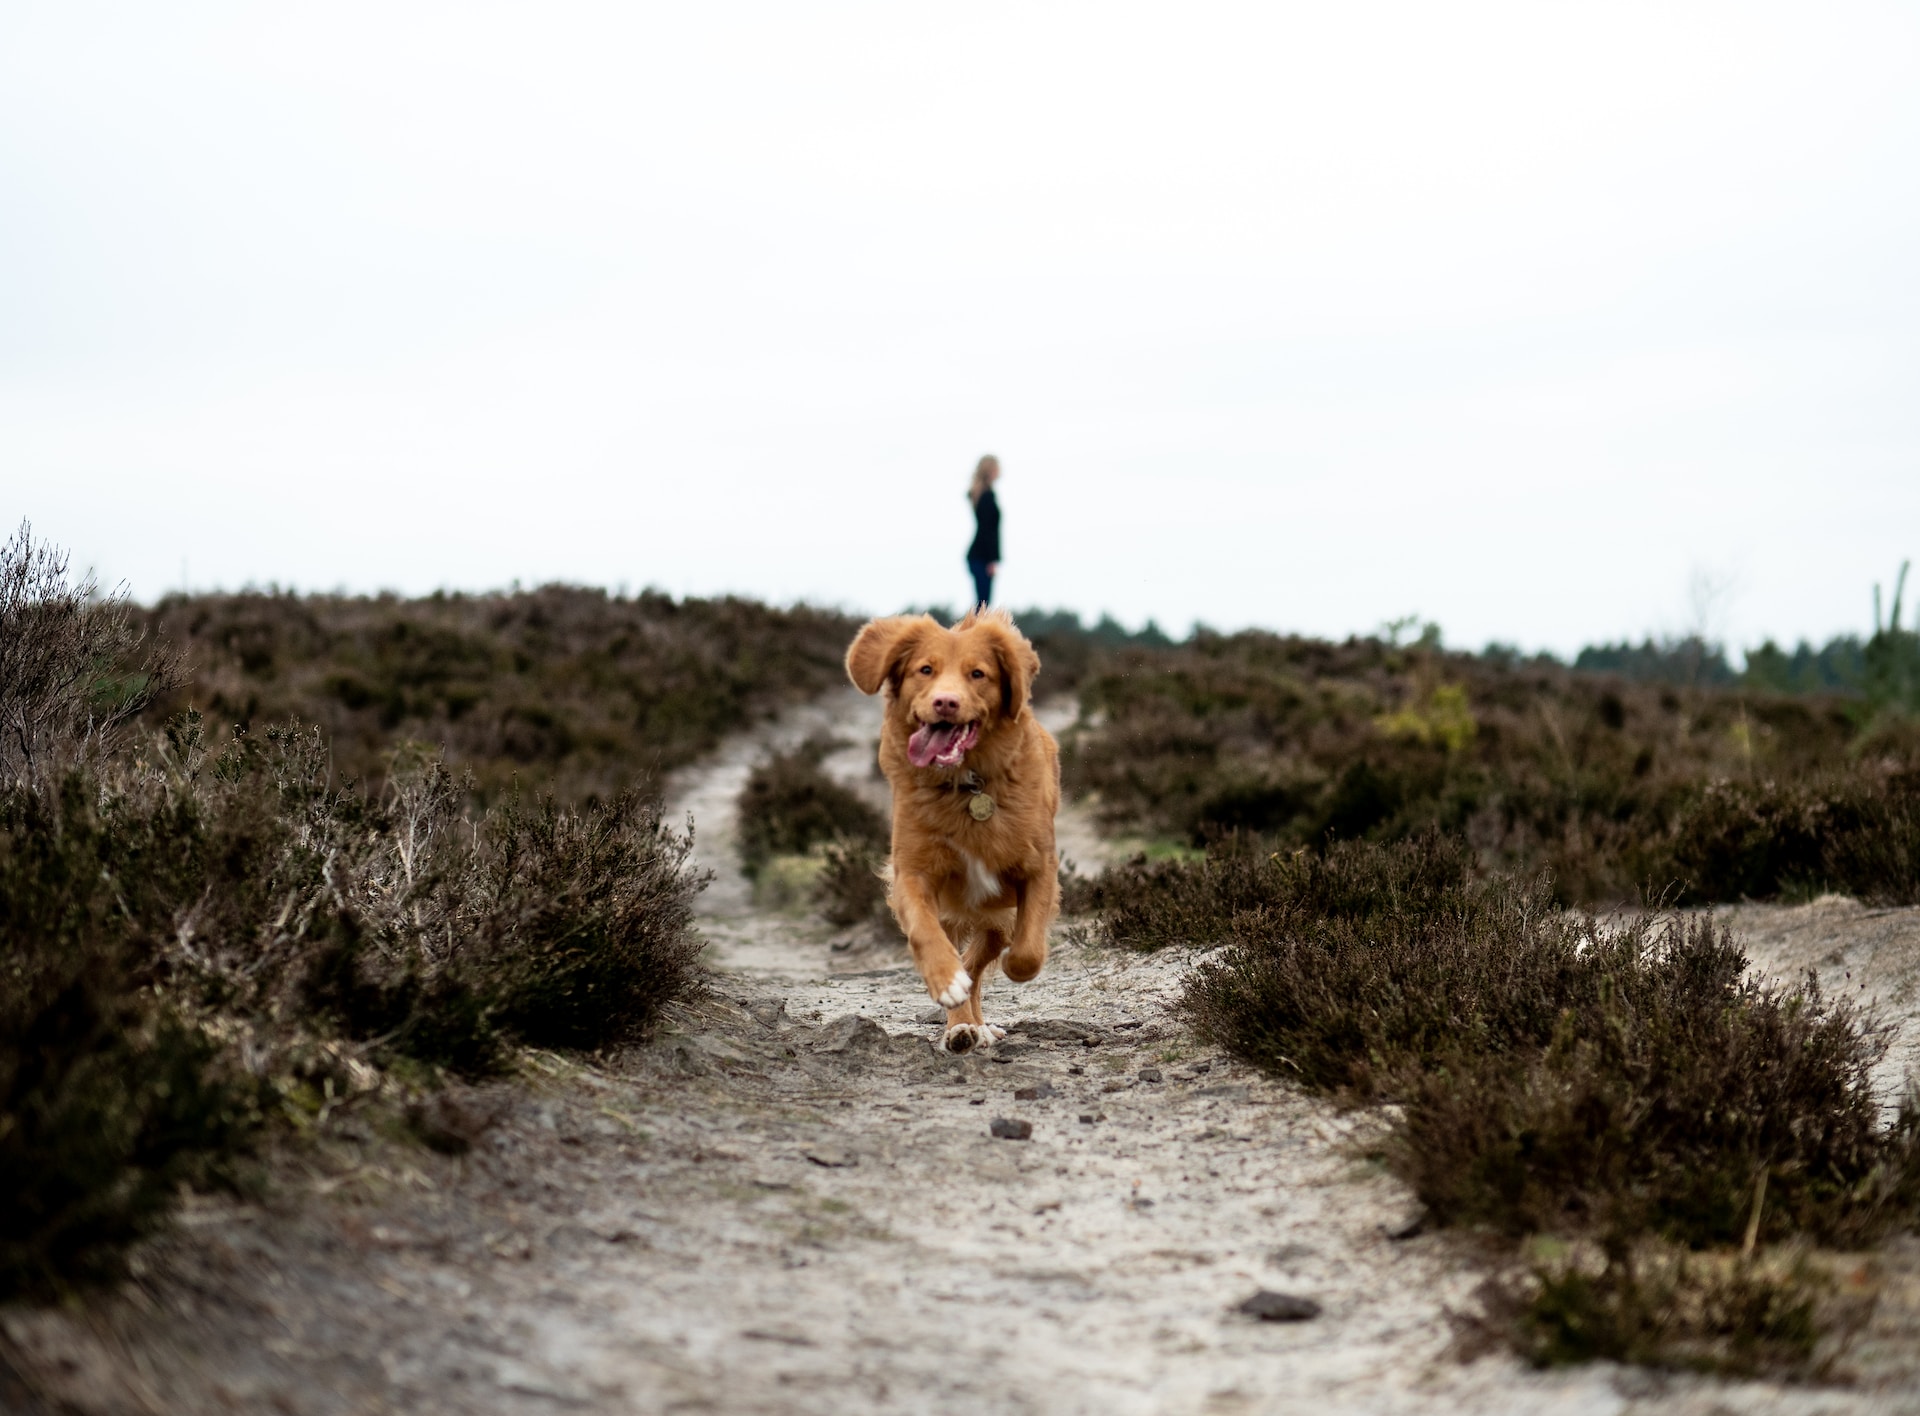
[907,720,980,769]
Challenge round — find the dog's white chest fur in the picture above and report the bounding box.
[960,850,1002,906]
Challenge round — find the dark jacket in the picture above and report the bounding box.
[968,488,1001,564]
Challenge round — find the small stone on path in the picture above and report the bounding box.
[1014,1083,1057,1101]
[1237,1290,1321,1322]
[1138,1065,1164,1083]
[989,1117,1033,1140]
[1380,1207,1427,1241]
[748,1000,788,1029]
[803,1147,857,1168]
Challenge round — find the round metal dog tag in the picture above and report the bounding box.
[968,793,997,821]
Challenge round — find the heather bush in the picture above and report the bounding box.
[735,739,887,879]
[733,740,891,927]
[464,790,707,1050]
[1061,626,1900,903]
[816,838,890,927]
[0,523,182,787]
[1487,1243,1856,1377]
[0,536,712,1298]
[1081,831,1471,952]
[145,585,857,802]
[1659,772,1920,904]
[1156,835,1920,1372]
[195,729,711,1073]
[0,779,267,1297]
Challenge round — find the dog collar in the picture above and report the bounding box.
[936,770,998,820]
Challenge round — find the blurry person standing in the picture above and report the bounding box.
[966,454,1001,607]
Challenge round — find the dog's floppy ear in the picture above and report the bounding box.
[986,616,1041,720]
[846,616,929,696]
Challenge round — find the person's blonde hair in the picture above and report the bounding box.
[968,454,1000,505]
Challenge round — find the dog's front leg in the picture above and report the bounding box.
[1001,855,1060,983]
[889,870,973,1008]
[940,927,1008,1054]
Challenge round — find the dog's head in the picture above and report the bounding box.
[845,609,1041,770]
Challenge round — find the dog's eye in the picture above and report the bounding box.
[970,669,986,680]
[918,665,933,675]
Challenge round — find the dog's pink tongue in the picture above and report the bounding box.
[907,723,951,768]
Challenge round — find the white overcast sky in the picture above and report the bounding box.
[3,3,1917,656]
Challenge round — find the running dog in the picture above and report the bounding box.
[844,609,1060,1052]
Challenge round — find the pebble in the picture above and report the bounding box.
[1078,1113,1103,1125]
[1237,1290,1322,1322]
[1194,1083,1248,1101]
[1014,1082,1058,1101]
[803,1147,857,1168]
[1005,1018,1102,1044]
[1138,1066,1164,1083]
[989,1117,1033,1141]
[812,1015,893,1056]
[1380,1207,1427,1241]
[405,1093,499,1156]
[749,1000,790,1029]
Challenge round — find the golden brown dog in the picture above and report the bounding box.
[845,609,1060,1052]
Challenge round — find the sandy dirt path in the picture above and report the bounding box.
[7,695,1920,1415]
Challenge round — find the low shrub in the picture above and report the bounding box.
[0,523,182,788]
[0,781,266,1297]
[1110,833,1920,1372]
[1058,625,1914,904]
[469,791,707,1050]
[225,732,710,1073]
[1659,773,1920,904]
[1185,859,1919,1248]
[144,584,857,803]
[0,722,709,1299]
[735,740,887,879]
[1484,1242,1861,1378]
[816,839,890,927]
[731,739,893,926]
[1080,831,1472,952]
[0,532,713,1298]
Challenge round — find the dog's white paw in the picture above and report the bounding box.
[941,1023,1000,1055]
[934,969,973,1009]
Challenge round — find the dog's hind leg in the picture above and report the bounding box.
[1001,861,1059,984]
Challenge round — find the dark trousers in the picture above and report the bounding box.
[967,556,994,608]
